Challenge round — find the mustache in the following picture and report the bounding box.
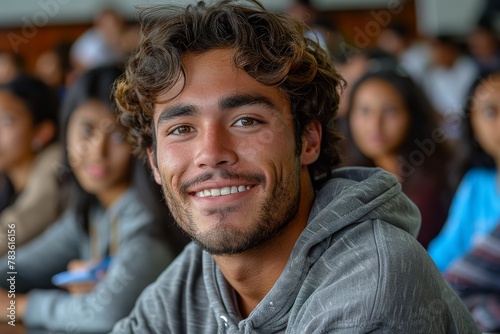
[180,170,266,193]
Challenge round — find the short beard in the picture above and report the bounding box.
[161,167,301,255]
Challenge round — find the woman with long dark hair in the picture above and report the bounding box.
[342,69,454,249]
[0,65,188,332]
[428,70,500,272]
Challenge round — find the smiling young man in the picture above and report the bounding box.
[111,1,479,333]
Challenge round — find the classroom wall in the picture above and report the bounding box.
[0,0,487,72]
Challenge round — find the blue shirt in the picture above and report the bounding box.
[428,168,500,272]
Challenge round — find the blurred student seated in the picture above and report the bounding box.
[342,69,453,249]
[34,42,73,101]
[376,23,431,85]
[421,35,478,140]
[0,74,62,256]
[444,219,500,333]
[428,70,500,272]
[0,66,188,332]
[70,8,139,76]
[467,23,500,76]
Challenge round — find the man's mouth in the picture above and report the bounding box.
[194,185,253,197]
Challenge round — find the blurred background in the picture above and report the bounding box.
[0,0,496,74]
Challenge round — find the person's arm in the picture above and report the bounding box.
[427,171,476,272]
[22,233,175,332]
[0,210,81,292]
[0,210,81,323]
[444,222,500,332]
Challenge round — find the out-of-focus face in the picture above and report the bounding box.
[34,51,63,89]
[0,54,19,84]
[467,27,497,59]
[470,74,500,163]
[0,91,36,173]
[67,100,132,206]
[349,78,410,160]
[430,41,457,68]
[377,29,406,57]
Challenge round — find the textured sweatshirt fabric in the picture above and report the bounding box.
[112,167,479,333]
[0,189,176,333]
[0,143,62,256]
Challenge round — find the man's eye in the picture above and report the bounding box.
[234,117,259,127]
[170,125,194,135]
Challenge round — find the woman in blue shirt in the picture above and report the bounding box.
[428,70,500,272]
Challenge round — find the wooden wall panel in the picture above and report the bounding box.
[0,24,90,72]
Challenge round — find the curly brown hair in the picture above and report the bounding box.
[114,0,344,188]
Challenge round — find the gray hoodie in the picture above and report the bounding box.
[112,167,479,333]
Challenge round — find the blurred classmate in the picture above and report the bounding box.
[467,24,500,75]
[0,66,188,332]
[287,0,326,49]
[343,70,453,248]
[428,70,500,272]
[421,36,478,139]
[70,8,125,75]
[34,42,73,101]
[286,0,343,55]
[0,51,24,84]
[376,23,431,85]
[0,74,61,256]
[444,220,500,333]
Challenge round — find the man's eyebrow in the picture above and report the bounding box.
[156,105,197,130]
[218,94,278,112]
[156,94,278,131]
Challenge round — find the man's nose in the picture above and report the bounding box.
[193,126,237,168]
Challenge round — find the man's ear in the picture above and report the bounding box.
[147,147,162,185]
[300,120,322,166]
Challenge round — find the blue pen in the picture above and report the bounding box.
[51,256,113,286]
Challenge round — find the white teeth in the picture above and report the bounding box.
[194,185,252,197]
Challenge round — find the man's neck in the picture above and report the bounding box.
[213,172,315,318]
[213,224,302,318]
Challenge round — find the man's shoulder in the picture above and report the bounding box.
[292,220,479,333]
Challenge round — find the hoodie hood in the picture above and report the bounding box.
[208,167,421,333]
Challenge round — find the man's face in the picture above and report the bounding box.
[149,48,320,255]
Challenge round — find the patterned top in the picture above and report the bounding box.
[444,221,500,333]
